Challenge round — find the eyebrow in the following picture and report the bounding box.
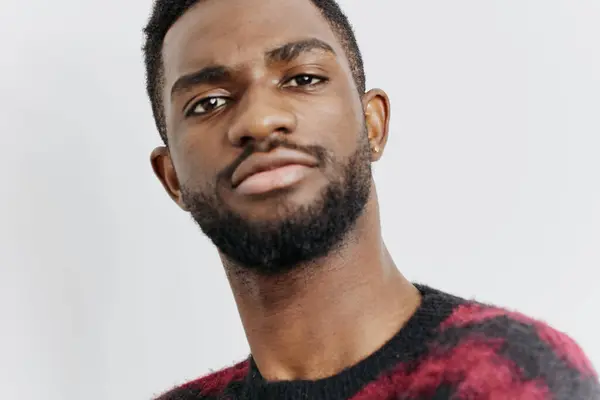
[265,38,336,64]
[170,38,336,100]
[170,66,232,100]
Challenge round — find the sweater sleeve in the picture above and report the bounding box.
[429,304,600,399]
[495,321,600,399]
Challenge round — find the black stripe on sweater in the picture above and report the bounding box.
[436,315,600,400]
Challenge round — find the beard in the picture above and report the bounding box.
[180,133,372,276]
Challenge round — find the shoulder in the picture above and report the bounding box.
[431,300,600,399]
[154,359,250,400]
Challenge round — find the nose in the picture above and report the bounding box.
[227,86,297,147]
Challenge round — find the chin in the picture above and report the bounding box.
[236,192,324,222]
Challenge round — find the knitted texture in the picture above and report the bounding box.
[156,285,599,399]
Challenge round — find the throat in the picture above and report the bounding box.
[231,258,421,382]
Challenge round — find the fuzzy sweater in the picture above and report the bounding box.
[156,285,599,399]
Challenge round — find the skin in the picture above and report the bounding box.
[151,0,422,381]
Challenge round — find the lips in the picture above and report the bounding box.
[231,148,319,188]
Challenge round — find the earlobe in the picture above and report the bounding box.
[362,89,391,161]
[150,146,188,210]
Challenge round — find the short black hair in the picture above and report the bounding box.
[142,0,366,145]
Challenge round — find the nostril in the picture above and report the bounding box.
[238,136,254,148]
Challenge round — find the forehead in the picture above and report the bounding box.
[161,0,345,85]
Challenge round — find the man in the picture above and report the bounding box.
[142,0,599,398]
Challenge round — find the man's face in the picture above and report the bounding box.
[153,0,386,272]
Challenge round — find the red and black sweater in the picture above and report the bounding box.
[156,285,599,399]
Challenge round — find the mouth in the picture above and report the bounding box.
[231,148,319,196]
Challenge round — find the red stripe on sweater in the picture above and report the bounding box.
[350,339,549,400]
[441,303,597,377]
[179,360,250,396]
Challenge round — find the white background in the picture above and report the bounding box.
[1,1,599,399]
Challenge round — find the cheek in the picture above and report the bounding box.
[309,94,364,157]
[170,136,222,189]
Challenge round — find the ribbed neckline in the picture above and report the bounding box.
[241,284,464,400]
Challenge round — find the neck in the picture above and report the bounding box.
[221,192,421,382]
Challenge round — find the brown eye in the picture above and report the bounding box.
[284,74,325,87]
[187,97,228,116]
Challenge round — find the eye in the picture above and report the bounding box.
[283,74,326,87]
[186,96,229,117]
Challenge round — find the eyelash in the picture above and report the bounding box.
[184,74,328,118]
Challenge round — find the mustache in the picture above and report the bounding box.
[216,137,330,185]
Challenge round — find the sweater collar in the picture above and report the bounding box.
[241,284,463,400]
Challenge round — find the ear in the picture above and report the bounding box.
[362,89,391,162]
[150,146,189,211]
